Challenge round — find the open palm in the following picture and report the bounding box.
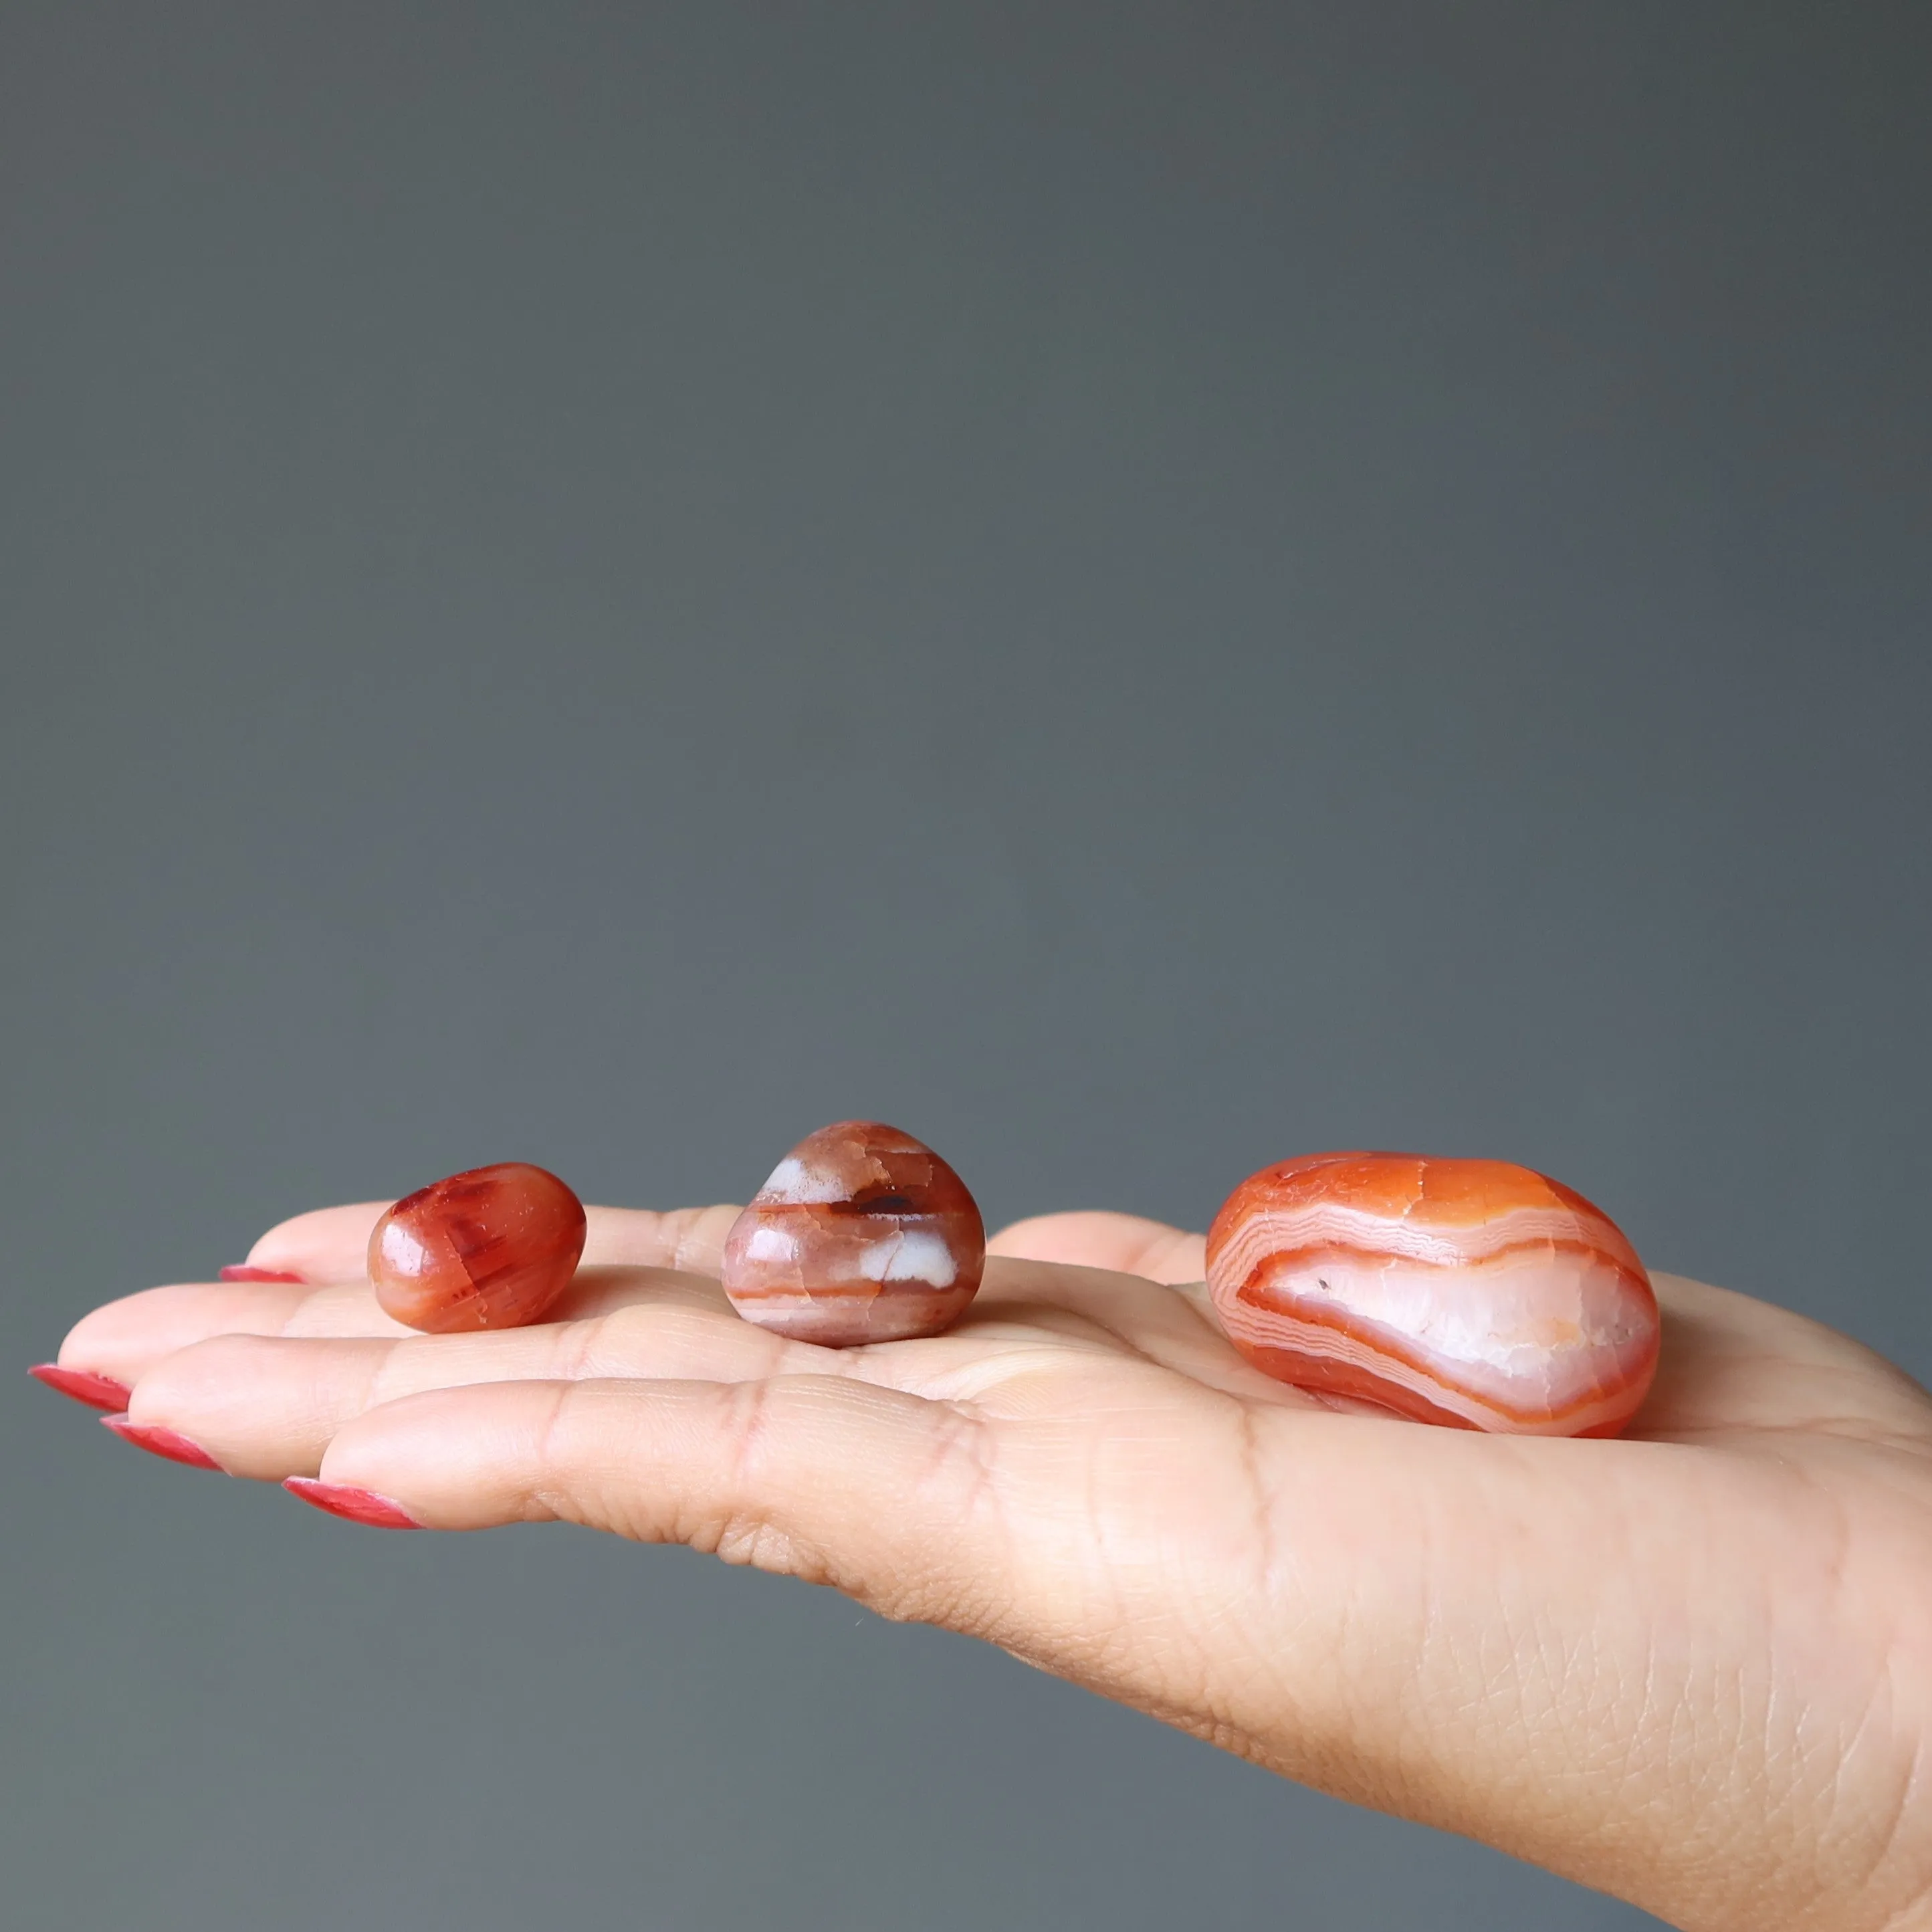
[53,1202,1932,1932]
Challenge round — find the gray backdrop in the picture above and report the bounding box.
[4,5,1927,1928]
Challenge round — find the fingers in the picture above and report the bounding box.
[52,1204,748,1388]
[990,1212,1206,1283]
[241,1200,746,1284]
[58,1278,410,1386]
[305,1376,1008,1626]
[1639,1271,1932,1444]
[580,1205,742,1274]
[970,1258,1310,1407]
[75,1222,1293,1479]
[110,1246,1303,1480]
[56,1261,725,1396]
[122,1282,801,1478]
[238,1202,392,1280]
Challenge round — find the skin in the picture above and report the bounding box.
[51,1201,1932,1932]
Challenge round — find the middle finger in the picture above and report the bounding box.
[122,1272,809,1477]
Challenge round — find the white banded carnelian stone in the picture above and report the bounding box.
[1206,1152,1660,1436]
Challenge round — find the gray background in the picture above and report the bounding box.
[3,5,1927,1927]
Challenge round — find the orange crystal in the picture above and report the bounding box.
[1206,1152,1660,1436]
[369,1162,587,1333]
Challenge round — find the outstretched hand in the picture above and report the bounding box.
[47,1202,1932,1932]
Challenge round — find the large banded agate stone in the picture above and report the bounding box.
[369,1162,588,1333]
[720,1121,985,1346]
[1206,1152,1660,1436]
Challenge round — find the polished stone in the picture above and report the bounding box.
[720,1121,984,1345]
[1205,1152,1660,1436]
[368,1162,587,1333]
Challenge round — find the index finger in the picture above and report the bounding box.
[990,1211,1206,1283]
[237,1200,745,1283]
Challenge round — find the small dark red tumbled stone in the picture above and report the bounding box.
[368,1162,587,1333]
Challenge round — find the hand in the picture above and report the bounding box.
[47,1202,1932,1932]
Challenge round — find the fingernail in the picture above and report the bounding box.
[101,1413,225,1472]
[29,1364,134,1412]
[283,1477,423,1529]
[219,1265,305,1283]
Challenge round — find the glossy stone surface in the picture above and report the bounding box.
[368,1163,586,1333]
[1206,1152,1660,1436]
[720,1121,985,1345]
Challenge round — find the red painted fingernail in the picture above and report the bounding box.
[29,1364,134,1412]
[283,1477,423,1529]
[101,1413,225,1471]
[219,1265,305,1283]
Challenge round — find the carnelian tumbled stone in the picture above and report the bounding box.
[720,1121,985,1346]
[1205,1152,1660,1436]
[369,1162,587,1333]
